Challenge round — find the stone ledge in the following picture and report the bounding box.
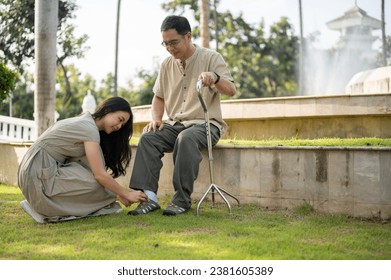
[132,93,391,140]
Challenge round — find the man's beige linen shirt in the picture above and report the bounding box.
[153,44,234,134]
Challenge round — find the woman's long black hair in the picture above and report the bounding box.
[92,97,133,178]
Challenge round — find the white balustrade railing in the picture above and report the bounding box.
[0,115,36,142]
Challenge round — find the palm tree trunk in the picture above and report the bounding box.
[200,0,210,48]
[212,0,219,51]
[34,0,58,137]
[381,0,387,66]
[298,0,304,95]
[114,0,121,96]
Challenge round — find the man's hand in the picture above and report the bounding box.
[198,72,218,87]
[143,120,164,133]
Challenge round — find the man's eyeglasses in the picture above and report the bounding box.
[161,38,183,48]
[161,33,188,48]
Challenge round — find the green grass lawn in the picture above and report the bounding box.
[1,184,390,260]
[218,137,391,147]
[131,137,391,147]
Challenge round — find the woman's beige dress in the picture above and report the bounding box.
[18,113,121,222]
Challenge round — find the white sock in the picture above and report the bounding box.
[144,190,158,204]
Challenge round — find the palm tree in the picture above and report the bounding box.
[34,0,58,136]
[200,0,210,48]
[381,0,387,66]
[212,0,219,51]
[114,0,121,96]
[298,0,304,94]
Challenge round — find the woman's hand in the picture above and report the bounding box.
[117,195,131,207]
[117,191,147,207]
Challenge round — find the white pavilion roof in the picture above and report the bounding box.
[326,4,381,30]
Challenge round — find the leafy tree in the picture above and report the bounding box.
[220,14,299,98]
[376,36,391,66]
[95,73,117,104]
[57,25,89,105]
[0,62,18,101]
[0,0,35,71]
[265,18,299,97]
[0,65,85,120]
[161,0,199,15]
[216,12,269,98]
[161,0,299,98]
[0,0,89,112]
[0,64,129,121]
[56,64,94,119]
[132,69,158,106]
[0,71,34,118]
[56,67,141,119]
[98,69,158,107]
[0,0,87,73]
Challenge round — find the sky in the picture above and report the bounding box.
[68,0,390,88]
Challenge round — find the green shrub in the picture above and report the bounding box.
[0,62,18,101]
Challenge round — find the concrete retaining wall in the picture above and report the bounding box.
[2,143,390,219]
[0,143,29,186]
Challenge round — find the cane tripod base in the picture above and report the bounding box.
[195,80,240,216]
[196,183,240,217]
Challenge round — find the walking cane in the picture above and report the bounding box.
[195,79,240,216]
